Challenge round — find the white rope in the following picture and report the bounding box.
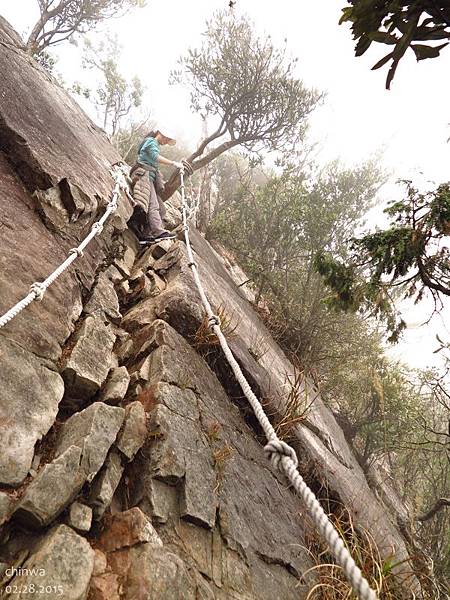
[185,178,200,225]
[178,169,378,600]
[0,164,128,330]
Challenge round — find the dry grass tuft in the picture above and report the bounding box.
[193,304,240,349]
[247,331,270,362]
[301,504,437,600]
[274,364,316,441]
[206,421,221,443]
[212,443,233,493]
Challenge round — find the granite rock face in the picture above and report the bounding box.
[68,502,92,532]
[83,272,122,323]
[99,366,130,405]
[0,336,64,486]
[0,16,421,600]
[97,508,162,552]
[124,229,414,575]
[55,402,124,481]
[61,316,117,401]
[116,401,147,461]
[15,446,85,527]
[88,450,125,520]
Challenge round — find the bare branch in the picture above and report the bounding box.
[418,497,450,521]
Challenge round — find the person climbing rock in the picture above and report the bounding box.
[130,128,184,244]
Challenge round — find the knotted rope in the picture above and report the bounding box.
[178,167,378,600]
[0,164,128,329]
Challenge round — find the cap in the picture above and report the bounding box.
[156,127,176,146]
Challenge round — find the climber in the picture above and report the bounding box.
[130,128,184,244]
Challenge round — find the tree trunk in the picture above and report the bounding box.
[26,0,74,55]
[27,15,48,54]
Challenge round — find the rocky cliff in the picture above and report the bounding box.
[0,17,419,599]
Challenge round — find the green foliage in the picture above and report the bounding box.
[28,0,145,55]
[210,159,383,365]
[73,35,144,135]
[341,1,450,88]
[315,181,450,341]
[313,252,359,310]
[398,371,450,588]
[34,49,58,72]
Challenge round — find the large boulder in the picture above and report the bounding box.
[56,402,124,481]
[3,525,94,600]
[15,446,85,527]
[61,316,116,401]
[14,403,124,526]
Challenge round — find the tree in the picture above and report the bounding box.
[341,1,450,88]
[162,10,322,200]
[26,0,145,56]
[209,155,449,590]
[113,117,153,163]
[209,159,383,366]
[73,35,144,136]
[315,180,450,341]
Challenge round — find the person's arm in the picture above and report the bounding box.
[157,155,183,169]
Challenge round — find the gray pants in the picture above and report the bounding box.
[146,176,167,236]
[129,165,167,238]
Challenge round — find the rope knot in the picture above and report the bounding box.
[181,225,189,232]
[30,282,46,302]
[69,247,83,258]
[92,222,103,233]
[264,439,298,471]
[208,314,221,329]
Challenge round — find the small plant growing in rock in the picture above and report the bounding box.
[206,421,222,443]
[212,444,233,493]
[247,331,270,363]
[274,365,316,441]
[193,304,240,349]
[147,428,164,441]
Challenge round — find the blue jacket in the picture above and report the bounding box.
[138,137,160,180]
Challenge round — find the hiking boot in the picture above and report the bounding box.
[153,231,176,241]
[139,235,156,246]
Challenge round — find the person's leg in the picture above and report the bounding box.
[157,194,167,223]
[154,171,167,223]
[146,179,165,236]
